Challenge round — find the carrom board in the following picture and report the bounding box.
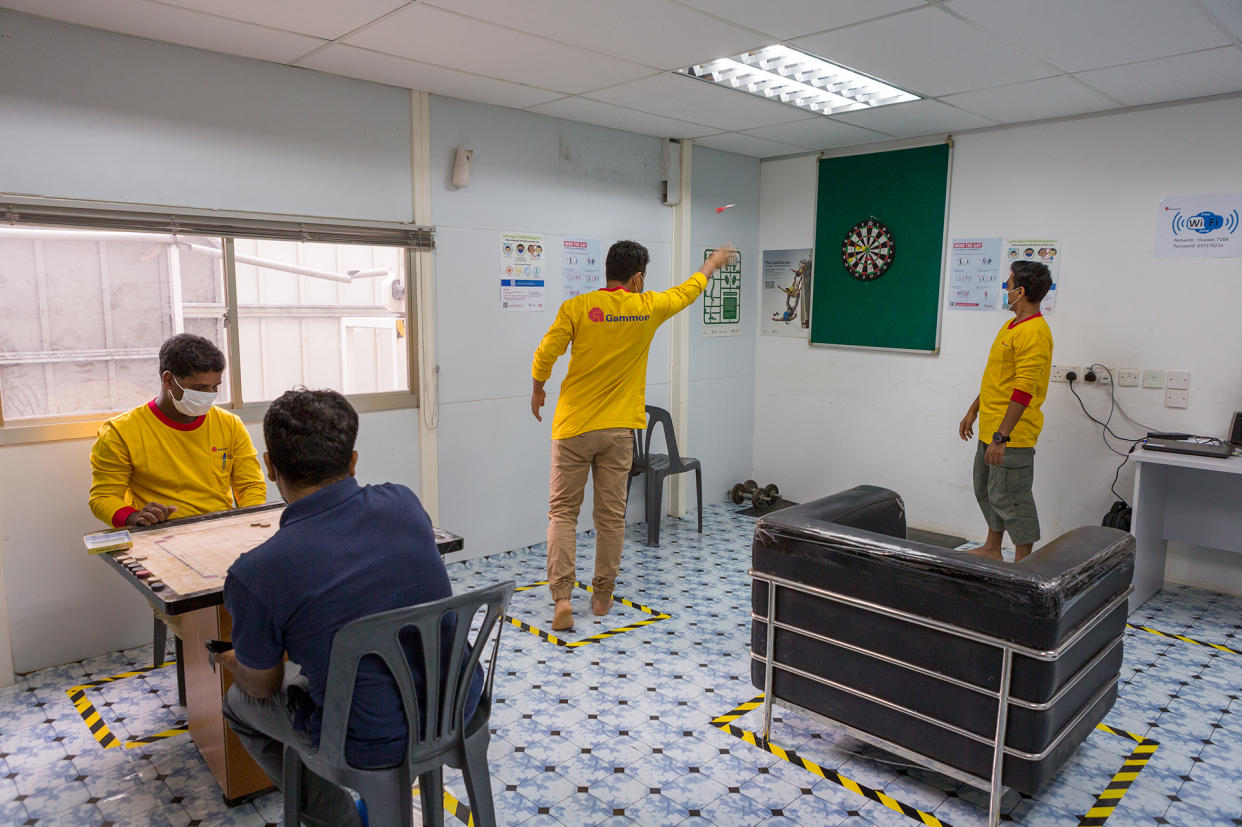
[96,503,465,615]
[131,507,283,597]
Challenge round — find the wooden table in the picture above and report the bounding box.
[95,503,463,803]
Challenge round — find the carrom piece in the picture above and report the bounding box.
[147,580,166,591]
[133,569,152,578]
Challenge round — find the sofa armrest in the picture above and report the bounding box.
[758,484,906,540]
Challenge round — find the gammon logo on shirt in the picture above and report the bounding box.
[588,306,651,323]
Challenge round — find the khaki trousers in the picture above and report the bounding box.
[547,428,632,602]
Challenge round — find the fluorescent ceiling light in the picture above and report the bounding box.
[678,45,919,116]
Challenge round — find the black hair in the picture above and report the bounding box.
[1010,261,1052,303]
[263,389,358,487]
[605,240,650,283]
[159,334,225,377]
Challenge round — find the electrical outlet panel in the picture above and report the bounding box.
[1142,369,1165,389]
[1165,388,1188,408]
[1050,365,1078,383]
[1118,369,1140,387]
[1167,370,1191,390]
[1090,368,1110,384]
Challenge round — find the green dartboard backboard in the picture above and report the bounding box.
[810,143,950,352]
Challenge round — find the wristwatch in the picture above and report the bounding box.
[992,432,1011,444]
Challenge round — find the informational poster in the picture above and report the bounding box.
[1155,193,1242,258]
[562,236,603,300]
[702,248,742,337]
[1004,238,1060,314]
[947,237,1002,311]
[761,249,811,337]
[500,231,544,311]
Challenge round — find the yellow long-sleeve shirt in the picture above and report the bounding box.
[532,273,708,440]
[89,400,267,527]
[978,313,1054,448]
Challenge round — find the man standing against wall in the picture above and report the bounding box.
[531,241,735,630]
[958,261,1054,562]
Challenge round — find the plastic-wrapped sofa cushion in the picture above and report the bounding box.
[750,485,1134,794]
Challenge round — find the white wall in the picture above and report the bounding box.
[0,11,412,220]
[756,96,1242,592]
[689,148,759,501]
[0,13,422,673]
[429,97,759,560]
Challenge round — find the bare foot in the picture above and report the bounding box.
[591,594,613,616]
[552,599,574,630]
[975,545,1004,561]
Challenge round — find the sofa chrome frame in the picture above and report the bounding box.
[751,570,1132,826]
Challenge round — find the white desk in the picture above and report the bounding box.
[1131,448,1242,612]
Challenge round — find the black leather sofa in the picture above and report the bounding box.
[750,485,1134,803]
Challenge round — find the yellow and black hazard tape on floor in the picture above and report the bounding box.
[711,694,949,827]
[507,580,670,649]
[1126,622,1242,656]
[66,662,189,750]
[1078,724,1159,827]
[440,787,473,825]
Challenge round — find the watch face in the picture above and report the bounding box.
[841,219,895,281]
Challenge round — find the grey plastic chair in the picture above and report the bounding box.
[626,405,702,547]
[283,580,515,827]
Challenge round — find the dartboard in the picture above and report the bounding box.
[841,219,895,281]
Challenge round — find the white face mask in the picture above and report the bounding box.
[172,376,217,417]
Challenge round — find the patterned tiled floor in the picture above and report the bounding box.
[3,503,1242,825]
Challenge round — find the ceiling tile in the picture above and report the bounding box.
[526,96,719,139]
[345,4,655,94]
[298,44,564,108]
[741,118,892,150]
[1200,0,1242,40]
[587,73,817,132]
[791,6,1055,97]
[674,0,923,41]
[948,0,1231,73]
[693,131,807,159]
[1075,47,1242,108]
[1,0,324,63]
[833,98,996,137]
[423,0,764,70]
[941,76,1120,124]
[155,0,408,41]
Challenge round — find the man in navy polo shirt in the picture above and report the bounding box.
[217,389,479,826]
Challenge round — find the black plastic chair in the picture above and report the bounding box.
[283,581,514,827]
[626,405,702,547]
[152,615,186,707]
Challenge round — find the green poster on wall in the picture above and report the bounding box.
[702,248,741,337]
[810,143,950,352]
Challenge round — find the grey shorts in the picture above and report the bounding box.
[972,441,1040,545]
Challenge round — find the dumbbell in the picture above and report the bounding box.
[752,484,780,508]
[728,480,759,504]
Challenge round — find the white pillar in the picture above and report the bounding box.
[668,140,693,517]
[411,90,440,523]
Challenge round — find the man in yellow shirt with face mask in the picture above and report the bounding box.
[89,333,266,527]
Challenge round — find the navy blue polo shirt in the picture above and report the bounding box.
[224,477,481,767]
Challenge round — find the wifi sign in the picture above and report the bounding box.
[1170,209,1240,236]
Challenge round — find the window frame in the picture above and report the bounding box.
[0,196,431,445]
